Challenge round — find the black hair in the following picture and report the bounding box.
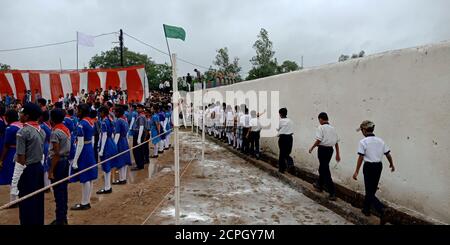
[365,126,375,133]
[244,108,249,114]
[78,104,91,118]
[279,108,288,118]
[318,112,329,121]
[67,108,74,116]
[98,106,109,116]
[115,107,124,117]
[41,110,50,122]
[24,103,42,121]
[54,101,63,109]
[50,108,65,124]
[5,109,18,124]
[89,109,98,119]
[37,98,47,107]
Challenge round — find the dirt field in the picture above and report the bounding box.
[0,131,351,225]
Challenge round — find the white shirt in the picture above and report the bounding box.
[357,135,390,163]
[277,118,294,135]
[315,124,340,147]
[240,114,251,128]
[249,117,261,132]
[226,111,234,126]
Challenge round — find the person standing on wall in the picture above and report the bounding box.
[308,112,340,201]
[353,120,395,224]
[186,73,193,91]
[276,108,294,173]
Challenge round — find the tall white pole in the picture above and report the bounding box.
[76,32,79,71]
[201,79,205,176]
[172,53,180,225]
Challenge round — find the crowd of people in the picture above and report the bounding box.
[0,90,173,225]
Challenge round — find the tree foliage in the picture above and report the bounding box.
[0,63,11,70]
[213,47,242,81]
[246,28,278,80]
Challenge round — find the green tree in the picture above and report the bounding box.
[246,28,278,80]
[89,47,172,90]
[277,60,300,74]
[0,63,11,70]
[213,47,242,81]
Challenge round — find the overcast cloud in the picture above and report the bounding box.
[1,0,450,77]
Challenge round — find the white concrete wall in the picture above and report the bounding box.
[189,41,450,224]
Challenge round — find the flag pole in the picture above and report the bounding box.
[172,53,180,225]
[76,31,79,71]
[163,25,174,67]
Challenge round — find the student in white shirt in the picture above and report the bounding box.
[240,107,251,154]
[234,105,243,149]
[308,112,341,201]
[247,110,264,159]
[276,108,294,173]
[225,105,235,146]
[353,120,395,224]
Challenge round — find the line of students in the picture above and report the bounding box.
[197,102,263,159]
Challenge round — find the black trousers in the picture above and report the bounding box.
[249,131,261,156]
[278,134,294,171]
[51,159,69,223]
[18,162,44,225]
[133,134,145,169]
[317,146,336,196]
[363,162,384,214]
[143,133,150,163]
[242,127,250,153]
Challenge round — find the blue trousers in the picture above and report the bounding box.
[51,158,69,223]
[18,162,44,225]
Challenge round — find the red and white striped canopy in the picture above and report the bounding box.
[0,65,149,103]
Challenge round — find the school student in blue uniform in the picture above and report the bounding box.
[13,103,46,225]
[157,104,166,153]
[48,108,71,225]
[164,104,172,149]
[113,107,131,185]
[40,111,52,190]
[0,105,7,158]
[0,110,22,204]
[65,108,77,163]
[150,105,161,158]
[96,106,118,194]
[70,104,98,211]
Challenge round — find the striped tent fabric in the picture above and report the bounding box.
[0,65,149,103]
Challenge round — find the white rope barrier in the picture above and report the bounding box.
[0,129,173,210]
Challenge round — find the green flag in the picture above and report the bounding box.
[163,24,186,41]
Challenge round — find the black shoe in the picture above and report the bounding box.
[328,195,337,201]
[131,167,144,171]
[71,203,91,211]
[96,188,112,195]
[313,183,323,193]
[279,169,286,174]
[7,203,19,209]
[49,219,68,225]
[164,147,170,150]
[112,180,127,185]
[158,151,164,154]
[361,209,371,217]
[150,155,158,158]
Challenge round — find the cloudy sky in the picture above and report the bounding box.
[1,0,449,77]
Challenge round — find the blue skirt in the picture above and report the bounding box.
[113,136,131,169]
[70,144,98,183]
[100,138,118,173]
[151,129,161,145]
[0,148,15,185]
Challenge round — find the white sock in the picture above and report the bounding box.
[154,144,159,156]
[81,181,91,205]
[119,166,128,181]
[9,185,17,202]
[104,171,111,190]
[159,141,164,151]
[44,171,51,188]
